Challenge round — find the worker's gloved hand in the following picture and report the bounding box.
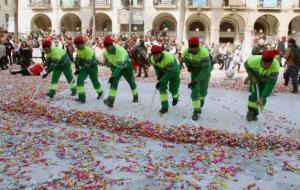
[108,77,114,84]
[251,76,258,84]
[188,80,197,89]
[257,97,265,106]
[74,69,80,76]
[156,82,161,90]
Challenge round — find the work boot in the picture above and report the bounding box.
[71,91,77,96]
[97,92,103,100]
[172,97,179,106]
[46,92,54,99]
[133,96,138,103]
[159,107,168,114]
[292,85,298,93]
[192,110,201,121]
[246,110,257,121]
[75,98,86,103]
[246,111,253,122]
[192,113,199,121]
[104,99,113,108]
[292,89,299,93]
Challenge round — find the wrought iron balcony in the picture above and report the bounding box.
[29,0,52,10]
[153,0,177,9]
[222,0,246,10]
[90,0,111,9]
[257,0,281,10]
[121,0,144,8]
[60,0,80,9]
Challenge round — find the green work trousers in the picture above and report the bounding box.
[48,63,76,98]
[77,64,103,101]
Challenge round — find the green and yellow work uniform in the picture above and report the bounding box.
[150,51,180,110]
[75,45,103,102]
[245,55,280,119]
[45,46,76,98]
[104,45,138,105]
[183,45,212,115]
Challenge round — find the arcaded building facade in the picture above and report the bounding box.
[18,0,300,56]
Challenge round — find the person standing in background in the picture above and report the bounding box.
[277,36,287,67]
[284,39,299,93]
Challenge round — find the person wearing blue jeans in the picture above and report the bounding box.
[284,39,299,93]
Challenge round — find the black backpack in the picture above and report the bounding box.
[292,47,300,66]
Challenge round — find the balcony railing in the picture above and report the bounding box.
[257,0,281,10]
[223,0,246,9]
[60,0,80,9]
[90,0,111,9]
[29,0,51,10]
[153,0,177,9]
[187,0,210,9]
[121,0,144,8]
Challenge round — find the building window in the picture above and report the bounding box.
[159,21,175,31]
[122,0,143,7]
[191,0,207,7]
[259,0,280,8]
[224,0,229,6]
[224,0,245,7]
[154,0,176,6]
[189,22,205,31]
[220,22,235,32]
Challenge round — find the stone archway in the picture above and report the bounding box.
[60,13,82,32]
[254,14,279,36]
[153,12,177,37]
[185,13,211,43]
[31,14,52,32]
[219,13,246,45]
[89,12,112,32]
[288,15,300,45]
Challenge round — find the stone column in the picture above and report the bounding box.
[112,19,120,34]
[211,27,220,45]
[243,26,253,60]
[178,0,186,43]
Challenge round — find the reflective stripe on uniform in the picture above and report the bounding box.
[77,86,85,94]
[248,101,257,109]
[248,100,264,111]
[132,88,138,96]
[172,93,179,99]
[49,83,58,90]
[96,87,103,93]
[160,93,168,102]
[70,82,76,89]
[109,88,117,97]
[193,100,201,109]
